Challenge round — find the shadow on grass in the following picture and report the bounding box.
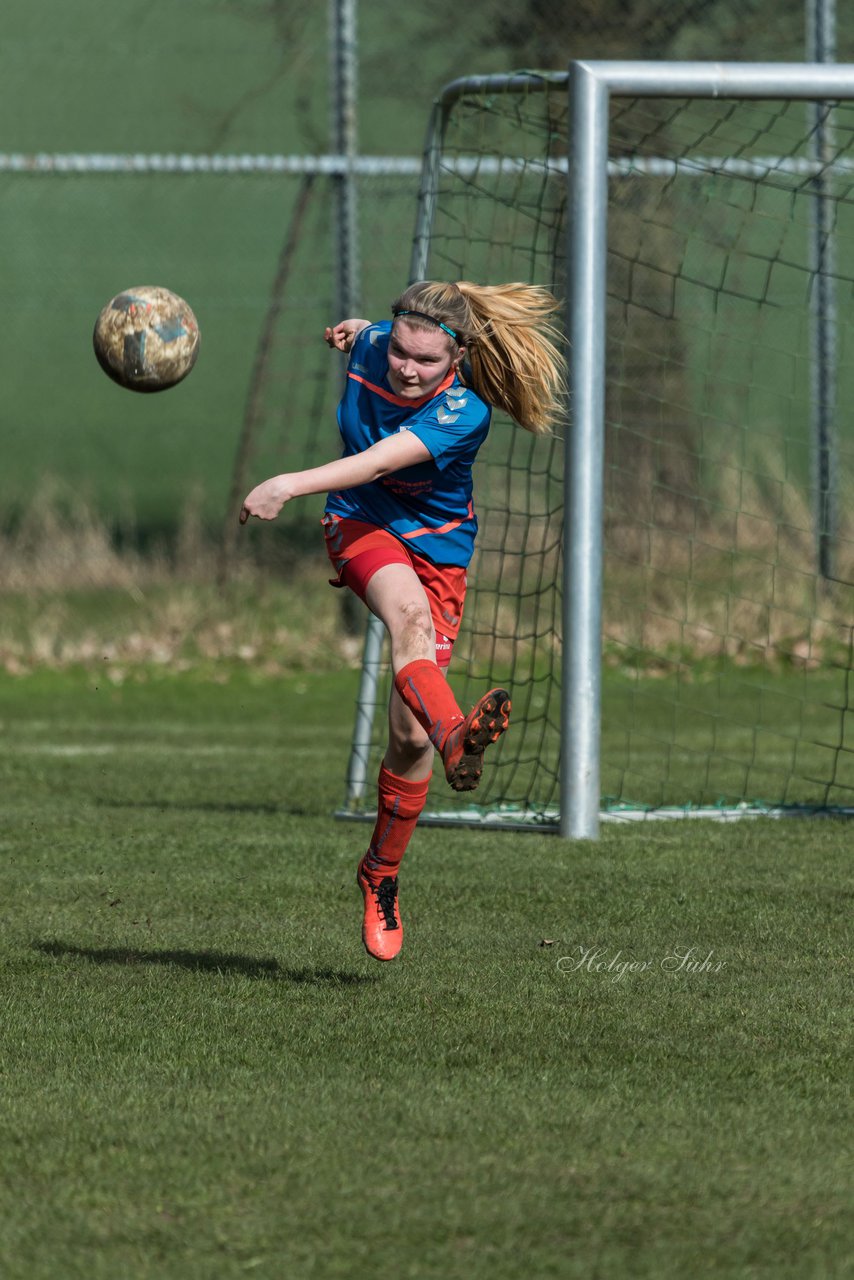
[93,798,315,817]
[33,941,378,985]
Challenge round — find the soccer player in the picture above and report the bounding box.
[240,280,565,962]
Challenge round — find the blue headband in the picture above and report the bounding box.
[392,308,458,341]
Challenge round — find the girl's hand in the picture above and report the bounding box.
[324,318,370,353]
[239,430,432,523]
[239,475,293,524]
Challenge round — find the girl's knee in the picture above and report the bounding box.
[397,599,433,641]
[387,600,435,664]
[389,719,433,766]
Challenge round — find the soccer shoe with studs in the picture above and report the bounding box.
[441,687,511,792]
[356,859,403,962]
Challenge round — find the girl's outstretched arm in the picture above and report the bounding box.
[239,430,432,524]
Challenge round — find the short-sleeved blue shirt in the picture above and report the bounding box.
[324,321,491,567]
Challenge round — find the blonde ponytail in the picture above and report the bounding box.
[391,280,566,434]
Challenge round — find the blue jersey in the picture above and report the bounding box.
[324,322,491,567]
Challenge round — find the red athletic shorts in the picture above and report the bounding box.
[322,514,466,668]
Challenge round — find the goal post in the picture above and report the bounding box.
[337,61,854,839]
[566,61,854,837]
[341,71,566,820]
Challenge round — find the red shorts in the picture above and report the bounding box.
[322,515,466,668]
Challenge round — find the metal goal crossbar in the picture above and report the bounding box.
[337,62,854,840]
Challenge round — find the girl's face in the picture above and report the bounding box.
[386,319,463,399]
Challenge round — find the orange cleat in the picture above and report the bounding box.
[356,859,403,962]
[441,688,511,792]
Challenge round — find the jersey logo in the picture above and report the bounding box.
[437,406,460,425]
[369,330,382,346]
[350,361,367,373]
[446,394,468,409]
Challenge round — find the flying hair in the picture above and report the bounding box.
[390,280,566,434]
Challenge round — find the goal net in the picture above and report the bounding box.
[340,67,854,829]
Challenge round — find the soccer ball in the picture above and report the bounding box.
[93,285,200,392]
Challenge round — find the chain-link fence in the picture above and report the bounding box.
[2,0,850,553]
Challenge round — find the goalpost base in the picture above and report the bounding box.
[335,803,854,832]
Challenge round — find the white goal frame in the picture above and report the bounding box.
[337,61,854,841]
[564,60,854,838]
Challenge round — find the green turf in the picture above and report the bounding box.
[0,668,851,1279]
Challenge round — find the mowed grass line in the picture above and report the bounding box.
[0,672,851,1279]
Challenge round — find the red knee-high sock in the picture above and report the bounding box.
[394,659,465,752]
[361,763,430,885]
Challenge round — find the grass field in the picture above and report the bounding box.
[1,662,851,1279]
[3,12,853,1271]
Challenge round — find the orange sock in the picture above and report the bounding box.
[361,763,430,885]
[393,658,465,752]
